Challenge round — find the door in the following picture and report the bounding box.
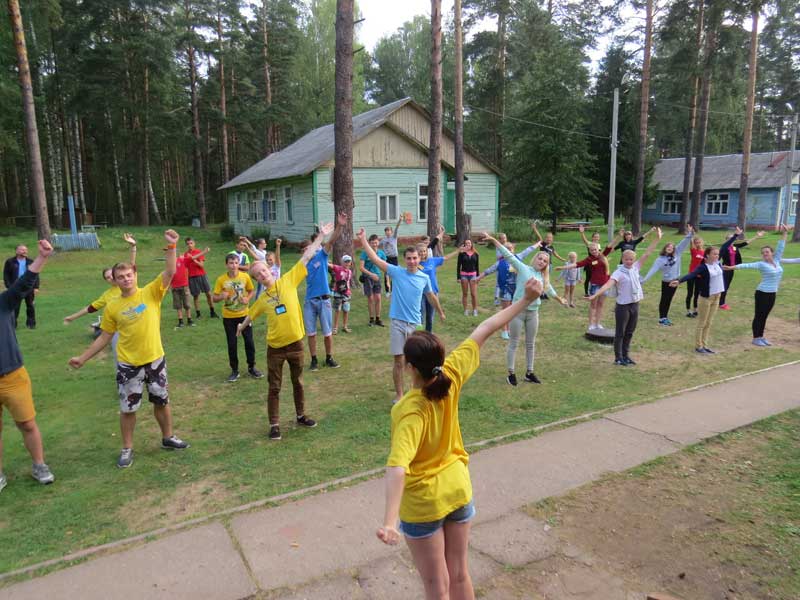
[445,184,455,232]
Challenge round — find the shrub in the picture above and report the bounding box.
[219,224,236,242]
[249,227,271,245]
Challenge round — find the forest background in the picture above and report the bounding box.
[0,0,797,230]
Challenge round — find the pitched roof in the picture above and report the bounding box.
[653,150,800,192]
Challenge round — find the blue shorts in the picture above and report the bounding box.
[589,283,608,297]
[303,296,333,337]
[399,499,476,539]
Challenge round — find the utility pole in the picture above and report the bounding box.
[607,87,619,245]
[785,114,798,239]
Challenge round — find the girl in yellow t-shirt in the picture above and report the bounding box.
[377,277,545,600]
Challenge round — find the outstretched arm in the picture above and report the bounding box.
[323,212,348,254]
[636,227,662,268]
[68,330,114,369]
[162,229,179,288]
[578,224,590,247]
[274,238,282,266]
[719,226,742,256]
[531,222,543,243]
[470,277,543,346]
[393,214,403,238]
[301,222,335,266]
[740,230,765,246]
[64,306,91,324]
[357,228,390,273]
[123,233,138,267]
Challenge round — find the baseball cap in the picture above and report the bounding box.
[342,254,353,262]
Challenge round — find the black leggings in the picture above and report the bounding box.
[385,256,398,291]
[223,316,255,372]
[719,269,734,305]
[583,266,591,296]
[752,290,776,339]
[659,281,677,319]
[685,279,700,310]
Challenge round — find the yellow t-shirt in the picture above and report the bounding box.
[100,274,169,366]
[386,338,480,523]
[249,261,307,349]
[213,272,253,318]
[90,286,121,311]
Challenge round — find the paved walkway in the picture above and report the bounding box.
[2,362,798,600]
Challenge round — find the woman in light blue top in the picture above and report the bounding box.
[483,233,566,386]
[724,225,789,346]
[640,226,694,326]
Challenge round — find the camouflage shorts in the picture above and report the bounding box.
[116,357,169,413]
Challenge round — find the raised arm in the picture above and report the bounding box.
[442,245,462,262]
[719,226,742,256]
[301,221,335,266]
[578,224,590,247]
[639,257,663,284]
[123,232,138,267]
[636,227,662,268]
[393,214,403,238]
[483,232,526,273]
[775,224,789,261]
[274,238,282,266]
[357,228,390,273]
[674,226,694,255]
[323,212,348,254]
[531,222,544,243]
[740,230,765,246]
[470,277,543,347]
[162,229,179,288]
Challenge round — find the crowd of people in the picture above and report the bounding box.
[1,221,797,599]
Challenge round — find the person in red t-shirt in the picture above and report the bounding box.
[556,238,616,331]
[171,254,192,328]
[685,236,705,317]
[184,238,217,319]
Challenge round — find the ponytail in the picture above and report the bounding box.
[404,332,453,401]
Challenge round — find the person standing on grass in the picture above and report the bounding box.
[417,242,462,333]
[719,229,765,310]
[171,250,193,328]
[484,233,567,386]
[532,222,567,264]
[184,238,218,319]
[381,215,403,296]
[492,232,509,306]
[301,213,347,372]
[231,238,251,272]
[361,234,387,328]
[669,232,738,355]
[213,253,261,382]
[557,237,617,331]
[614,226,656,262]
[4,244,38,329]
[69,229,189,469]
[0,239,56,494]
[578,225,604,297]
[558,252,581,307]
[358,228,445,404]
[723,224,789,347]
[588,229,662,366]
[685,234,705,318]
[639,225,694,326]
[237,221,335,441]
[329,254,354,334]
[477,241,540,338]
[457,239,480,316]
[376,276,544,600]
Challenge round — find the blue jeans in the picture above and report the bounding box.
[399,500,476,539]
[420,295,435,332]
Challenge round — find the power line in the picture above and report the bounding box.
[465,104,611,141]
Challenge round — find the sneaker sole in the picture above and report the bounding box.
[117,461,133,469]
[32,475,55,485]
[161,443,190,450]
[325,364,341,369]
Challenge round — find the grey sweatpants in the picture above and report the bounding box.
[507,310,539,373]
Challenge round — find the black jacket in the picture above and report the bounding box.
[3,256,38,292]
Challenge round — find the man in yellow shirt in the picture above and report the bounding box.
[69,229,189,469]
[237,221,334,441]
[212,253,261,383]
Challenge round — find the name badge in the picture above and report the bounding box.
[275,304,287,315]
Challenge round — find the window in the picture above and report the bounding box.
[376,193,399,223]
[236,203,243,222]
[662,193,682,215]
[284,186,294,224]
[245,191,258,221]
[417,184,428,222]
[262,189,277,223]
[792,191,798,218]
[705,193,729,216]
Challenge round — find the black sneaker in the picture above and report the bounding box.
[248,367,264,379]
[506,373,518,386]
[296,415,317,428]
[623,357,636,365]
[703,347,716,354]
[368,319,374,327]
[176,321,184,329]
[269,425,281,441]
[523,372,541,384]
[325,356,340,368]
[187,319,195,327]
[161,435,189,450]
[309,357,319,371]
[614,359,627,366]
[227,371,239,383]
[195,311,201,319]
[374,319,385,327]
[210,311,219,319]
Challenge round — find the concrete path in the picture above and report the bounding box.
[2,362,798,600]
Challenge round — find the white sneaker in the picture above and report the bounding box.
[472,309,479,317]
[464,309,470,316]
[596,323,604,330]
[385,291,391,298]
[588,324,597,331]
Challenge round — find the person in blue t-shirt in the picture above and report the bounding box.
[357,228,445,404]
[300,212,347,372]
[417,242,462,332]
[360,234,388,327]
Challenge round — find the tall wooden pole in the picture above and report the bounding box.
[8,0,51,238]
[333,0,354,261]
[632,0,652,235]
[737,5,760,229]
[454,0,469,243]
[427,0,443,248]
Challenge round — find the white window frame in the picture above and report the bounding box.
[237,202,244,222]
[262,189,277,223]
[704,192,729,216]
[791,190,798,218]
[417,184,428,222]
[661,193,682,215]
[376,193,399,223]
[284,186,294,224]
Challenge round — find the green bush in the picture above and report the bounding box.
[219,224,236,242]
[498,216,536,243]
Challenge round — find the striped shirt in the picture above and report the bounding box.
[733,240,785,293]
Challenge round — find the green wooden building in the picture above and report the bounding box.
[219,98,501,242]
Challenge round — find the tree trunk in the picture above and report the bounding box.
[187,19,207,227]
[143,63,161,224]
[680,0,704,233]
[632,0,653,236]
[333,0,354,261]
[217,9,230,182]
[454,0,469,244]
[105,110,125,223]
[737,6,759,229]
[690,27,716,230]
[8,0,51,238]
[261,0,275,154]
[427,0,443,250]
[494,1,507,169]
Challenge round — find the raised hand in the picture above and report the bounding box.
[123,232,136,246]
[37,239,54,258]
[656,227,663,239]
[357,227,367,241]
[337,212,348,227]
[734,226,743,236]
[687,224,694,233]
[756,231,765,238]
[578,224,584,233]
[164,229,179,245]
[319,221,335,237]
[275,238,282,247]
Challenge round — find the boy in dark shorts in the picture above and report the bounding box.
[172,252,193,328]
[184,238,217,319]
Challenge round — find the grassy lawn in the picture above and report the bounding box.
[0,223,799,575]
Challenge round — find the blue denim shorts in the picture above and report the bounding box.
[589,283,608,297]
[398,499,476,539]
[303,296,333,336]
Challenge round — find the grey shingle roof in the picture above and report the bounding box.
[219,98,413,191]
[653,150,800,192]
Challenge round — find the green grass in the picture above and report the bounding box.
[0,224,799,575]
